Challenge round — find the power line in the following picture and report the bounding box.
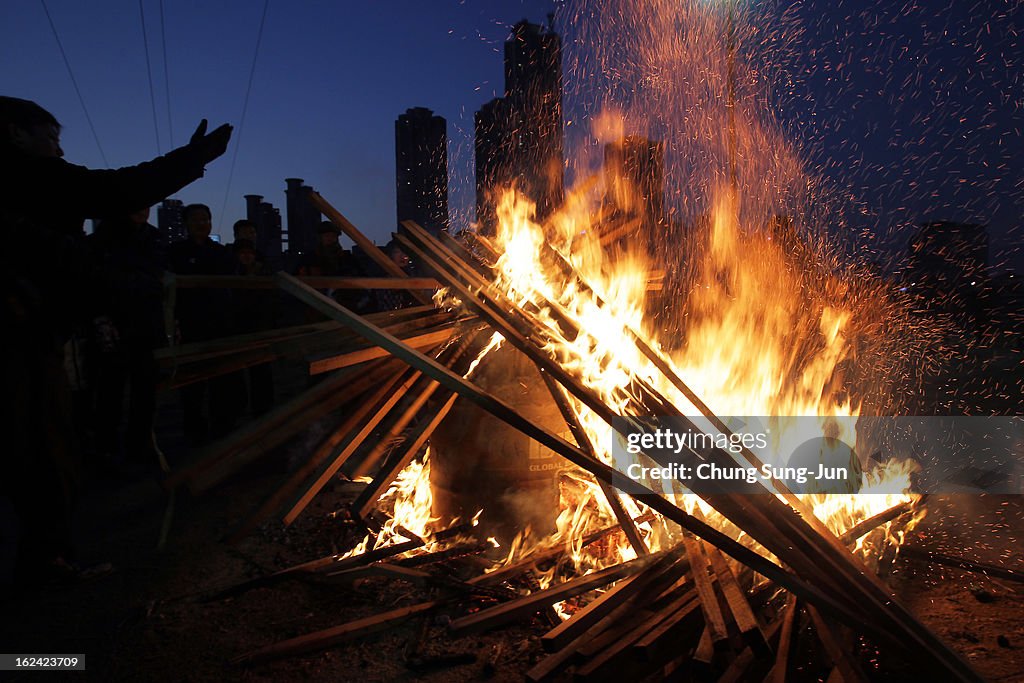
[218,0,271,231]
[159,0,173,148]
[138,0,162,154]
[39,0,108,166]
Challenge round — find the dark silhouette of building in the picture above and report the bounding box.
[244,193,283,259]
[603,136,666,243]
[395,107,449,236]
[475,18,563,233]
[156,198,185,248]
[905,221,990,327]
[284,178,322,256]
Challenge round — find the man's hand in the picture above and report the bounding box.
[189,119,233,163]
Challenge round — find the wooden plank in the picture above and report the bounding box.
[174,274,439,289]
[599,216,642,247]
[154,320,339,363]
[222,365,411,544]
[769,595,800,683]
[573,591,702,681]
[630,591,703,662]
[692,626,715,673]
[308,326,453,375]
[448,555,656,636]
[717,615,786,683]
[681,534,728,645]
[351,392,457,518]
[807,604,868,683]
[160,347,278,391]
[838,499,921,544]
[281,367,425,525]
[161,308,441,368]
[474,514,656,589]
[160,309,450,389]
[164,359,389,491]
[570,572,698,669]
[541,549,687,652]
[234,600,441,665]
[541,371,648,557]
[309,191,432,305]
[187,362,408,496]
[705,543,770,656]
[574,611,683,682]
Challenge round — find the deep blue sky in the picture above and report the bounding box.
[1,0,558,243]
[1,0,1020,266]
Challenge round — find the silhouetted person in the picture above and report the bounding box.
[298,221,365,312]
[231,238,275,415]
[88,207,166,467]
[0,96,231,586]
[228,218,267,262]
[372,240,417,312]
[166,204,240,444]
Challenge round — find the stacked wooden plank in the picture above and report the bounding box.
[160,193,979,681]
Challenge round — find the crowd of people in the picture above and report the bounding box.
[0,95,236,590]
[0,95,415,591]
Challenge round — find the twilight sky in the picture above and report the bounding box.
[1,0,1020,267]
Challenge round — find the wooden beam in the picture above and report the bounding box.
[280,367,425,525]
[308,326,453,375]
[309,191,432,305]
[351,392,457,519]
[154,320,339,363]
[173,275,439,290]
[234,600,441,665]
[159,307,450,389]
[448,554,656,636]
[541,549,687,652]
[807,604,869,683]
[769,595,800,683]
[705,542,770,656]
[164,359,392,491]
[681,533,728,645]
[222,365,411,544]
[540,371,648,557]
[716,615,786,683]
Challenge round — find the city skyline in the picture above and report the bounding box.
[1,1,1019,268]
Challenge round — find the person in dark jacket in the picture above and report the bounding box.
[0,96,231,587]
[88,207,167,466]
[231,239,275,415]
[297,221,366,311]
[166,204,241,443]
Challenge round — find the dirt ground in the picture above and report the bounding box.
[2,375,1024,681]
[3,462,1023,682]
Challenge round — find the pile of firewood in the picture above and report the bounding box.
[161,193,984,682]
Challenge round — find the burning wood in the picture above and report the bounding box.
[162,180,980,679]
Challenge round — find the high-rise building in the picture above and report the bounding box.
[244,194,284,259]
[284,178,322,256]
[475,18,563,233]
[395,107,449,236]
[905,221,989,326]
[908,221,989,285]
[156,198,185,247]
[603,136,666,231]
